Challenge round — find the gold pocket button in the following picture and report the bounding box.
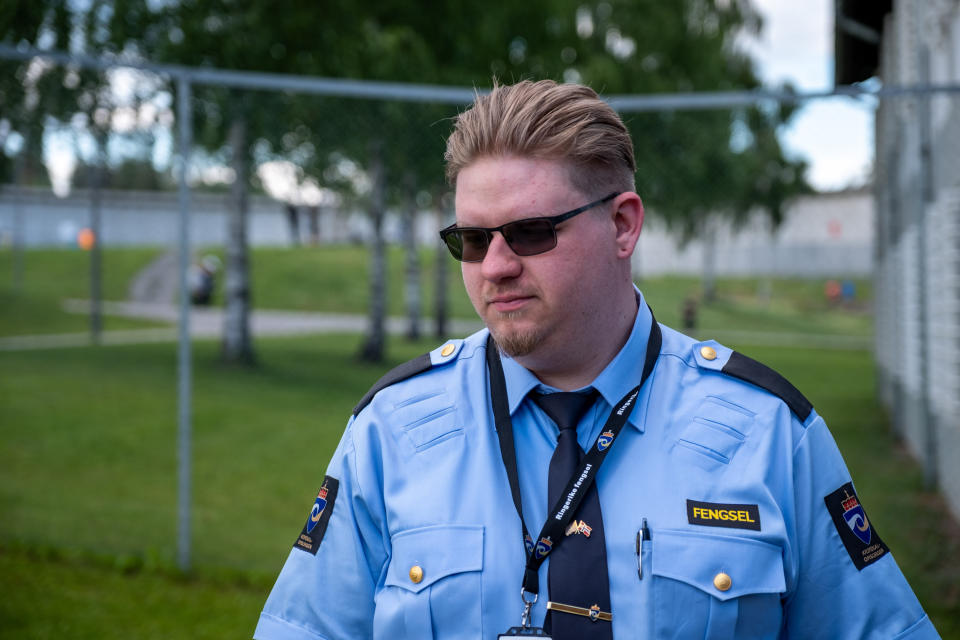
[409,565,424,584]
[713,572,732,591]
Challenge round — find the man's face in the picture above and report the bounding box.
[454,155,622,360]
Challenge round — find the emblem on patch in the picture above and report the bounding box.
[534,536,554,559]
[824,482,888,570]
[306,485,329,534]
[687,499,761,531]
[596,431,615,452]
[294,475,339,555]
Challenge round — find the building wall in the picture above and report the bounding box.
[0,185,874,278]
[634,189,873,277]
[874,0,960,519]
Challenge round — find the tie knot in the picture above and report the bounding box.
[532,390,598,431]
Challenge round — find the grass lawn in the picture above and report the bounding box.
[0,547,269,640]
[211,245,874,338]
[2,246,951,636]
[1,332,958,638]
[0,247,166,335]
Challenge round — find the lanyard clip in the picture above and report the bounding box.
[520,589,538,628]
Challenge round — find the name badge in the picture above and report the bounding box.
[498,627,551,639]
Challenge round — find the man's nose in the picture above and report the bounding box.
[479,232,522,281]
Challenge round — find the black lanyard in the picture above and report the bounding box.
[485,314,662,597]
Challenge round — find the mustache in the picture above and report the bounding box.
[484,288,538,303]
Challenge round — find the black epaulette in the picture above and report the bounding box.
[722,351,813,422]
[351,339,466,417]
[352,353,432,417]
[693,341,814,422]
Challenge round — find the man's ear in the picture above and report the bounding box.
[611,192,644,258]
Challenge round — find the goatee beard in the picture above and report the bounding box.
[489,319,548,358]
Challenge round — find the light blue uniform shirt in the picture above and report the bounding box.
[255,293,939,639]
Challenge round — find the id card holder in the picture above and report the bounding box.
[498,627,551,639]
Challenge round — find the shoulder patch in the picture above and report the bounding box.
[294,476,339,555]
[824,482,889,570]
[721,351,813,422]
[352,353,432,416]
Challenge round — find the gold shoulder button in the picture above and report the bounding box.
[700,346,717,361]
[440,343,456,357]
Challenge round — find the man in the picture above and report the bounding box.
[255,80,939,639]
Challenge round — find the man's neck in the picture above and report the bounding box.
[519,289,640,391]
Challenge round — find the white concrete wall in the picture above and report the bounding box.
[0,185,875,278]
[633,189,873,277]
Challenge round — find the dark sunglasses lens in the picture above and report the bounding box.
[441,230,465,261]
[502,219,557,256]
[449,229,490,262]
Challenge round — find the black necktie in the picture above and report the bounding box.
[532,390,613,640]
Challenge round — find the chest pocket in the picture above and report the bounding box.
[651,530,785,640]
[376,525,484,640]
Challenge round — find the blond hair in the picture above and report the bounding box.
[444,79,636,196]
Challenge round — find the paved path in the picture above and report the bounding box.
[0,300,485,351]
[1,299,872,352]
[128,251,179,303]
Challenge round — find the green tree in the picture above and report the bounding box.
[106,0,367,364]
[567,0,809,237]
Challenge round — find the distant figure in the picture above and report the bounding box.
[188,254,220,305]
[307,205,321,245]
[842,279,857,303]
[682,296,698,333]
[825,279,842,305]
[285,203,300,246]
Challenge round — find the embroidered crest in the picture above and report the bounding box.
[840,491,871,544]
[306,485,329,534]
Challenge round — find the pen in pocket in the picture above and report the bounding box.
[636,518,651,580]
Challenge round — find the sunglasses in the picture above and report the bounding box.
[439,192,620,262]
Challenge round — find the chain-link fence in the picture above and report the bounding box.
[2,39,959,577]
[873,0,960,519]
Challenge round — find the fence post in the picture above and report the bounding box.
[176,73,194,571]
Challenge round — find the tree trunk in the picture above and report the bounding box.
[222,113,256,365]
[433,194,452,339]
[701,215,717,304]
[403,172,421,341]
[359,140,387,362]
[10,132,29,294]
[88,132,106,345]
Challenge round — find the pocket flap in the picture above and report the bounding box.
[385,525,484,594]
[652,529,785,601]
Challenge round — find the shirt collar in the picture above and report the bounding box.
[499,286,654,431]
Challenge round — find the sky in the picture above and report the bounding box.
[747,0,875,190]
